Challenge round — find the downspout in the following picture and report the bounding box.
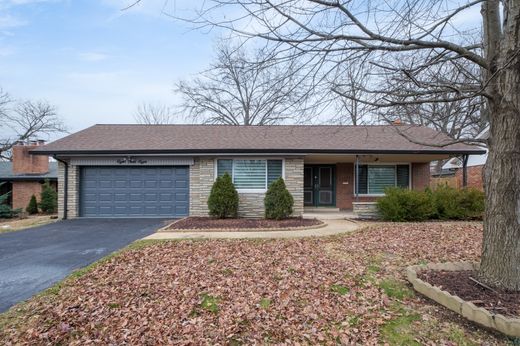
[462,154,469,188]
[53,155,68,220]
[355,155,359,202]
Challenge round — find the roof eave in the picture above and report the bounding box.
[31,148,487,156]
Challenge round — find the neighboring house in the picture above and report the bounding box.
[31,124,485,219]
[440,128,489,190]
[0,141,58,210]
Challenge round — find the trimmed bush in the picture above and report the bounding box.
[377,185,485,221]
[39,180,58,214]
[207,173,239,218]
[377,187,435,221]
[26,195,39,215]
[264,177,294,220]
[433,184,484,219]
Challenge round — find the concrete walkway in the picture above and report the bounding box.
[143,219,359,240]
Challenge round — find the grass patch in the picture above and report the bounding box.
[200,293,220,313]
[381,313,421,345]
[221,268,233,276]
[348,315,361,327]
[330,284,350,295]
[379,279,414,300]
[0,217,57,234]
[446,325,476,346]
[259,298,271,309]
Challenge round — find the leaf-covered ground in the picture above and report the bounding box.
[0,222,512,345]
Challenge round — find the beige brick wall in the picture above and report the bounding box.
[189,157,215,217]
[57,161,79,219]
[189,157,304,218]
[58,156,304,219]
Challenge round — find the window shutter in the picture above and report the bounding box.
[396,165,410,188]
[267,160,283,186]
[217,159,233,177]
[357,165,368,194]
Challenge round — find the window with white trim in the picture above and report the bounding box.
[356,164,410,195]
[217,159,283,190]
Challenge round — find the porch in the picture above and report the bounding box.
[301,153,444,211]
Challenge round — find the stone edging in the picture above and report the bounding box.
[157,219,327,233]
[406,261,520,337]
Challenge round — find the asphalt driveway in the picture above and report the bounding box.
[0,218,168,312]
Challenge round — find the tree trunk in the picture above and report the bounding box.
[478,0,520,290]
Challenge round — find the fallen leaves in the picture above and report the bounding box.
[0,221,509,345]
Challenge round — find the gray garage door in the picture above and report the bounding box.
[80,166,189,217]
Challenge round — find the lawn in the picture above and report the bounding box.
[0,215,57,233]
[0,222,511,344]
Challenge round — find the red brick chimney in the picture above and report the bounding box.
[12,140,49,175]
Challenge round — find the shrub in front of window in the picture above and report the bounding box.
[39,180,58,214]
[207,172,239,219]
[26,195,39,215]
[376,187,435,221]
[264,177,294,220]
[433,185,484,219]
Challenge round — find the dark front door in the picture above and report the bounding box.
[304,165,335,207]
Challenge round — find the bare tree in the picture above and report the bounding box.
[377,53,488,138]
[153,0,520,290]
[0,88,66,160]
[329,61,375,125]
[134,102,176,124]
[175,42,310,125]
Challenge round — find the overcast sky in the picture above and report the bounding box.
[0,0,483,140]
[0,0,216,136]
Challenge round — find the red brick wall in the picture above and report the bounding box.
[11,181,57,211]
[412,162,430,190]
[455,165,484,190]
[12,181,43,210]
[12,145,49,175]
[335,162,431,210]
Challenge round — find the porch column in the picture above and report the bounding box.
[355,155,359,201]
[462,154,469,188]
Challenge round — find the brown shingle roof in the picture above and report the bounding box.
[32,124,485,155]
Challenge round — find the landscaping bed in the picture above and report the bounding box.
[164,216,324,231]
[0,222,510,344]
[418,269,520,317]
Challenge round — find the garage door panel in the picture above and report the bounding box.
[80,166,189,217]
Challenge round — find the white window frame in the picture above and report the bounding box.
[214,158,285,193]
[354,163,412,196]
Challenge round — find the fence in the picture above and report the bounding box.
[430,176,460,190]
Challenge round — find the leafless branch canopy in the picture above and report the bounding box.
[0,88,66,160]
[175,42,311,125]
[162,0,493,137]
[134,102,176,124]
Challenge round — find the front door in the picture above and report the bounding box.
[304,165,335,207]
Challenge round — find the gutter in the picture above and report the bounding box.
[32,148,488,156]
[53,155,68,220]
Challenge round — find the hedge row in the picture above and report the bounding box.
[377,185,485,221]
